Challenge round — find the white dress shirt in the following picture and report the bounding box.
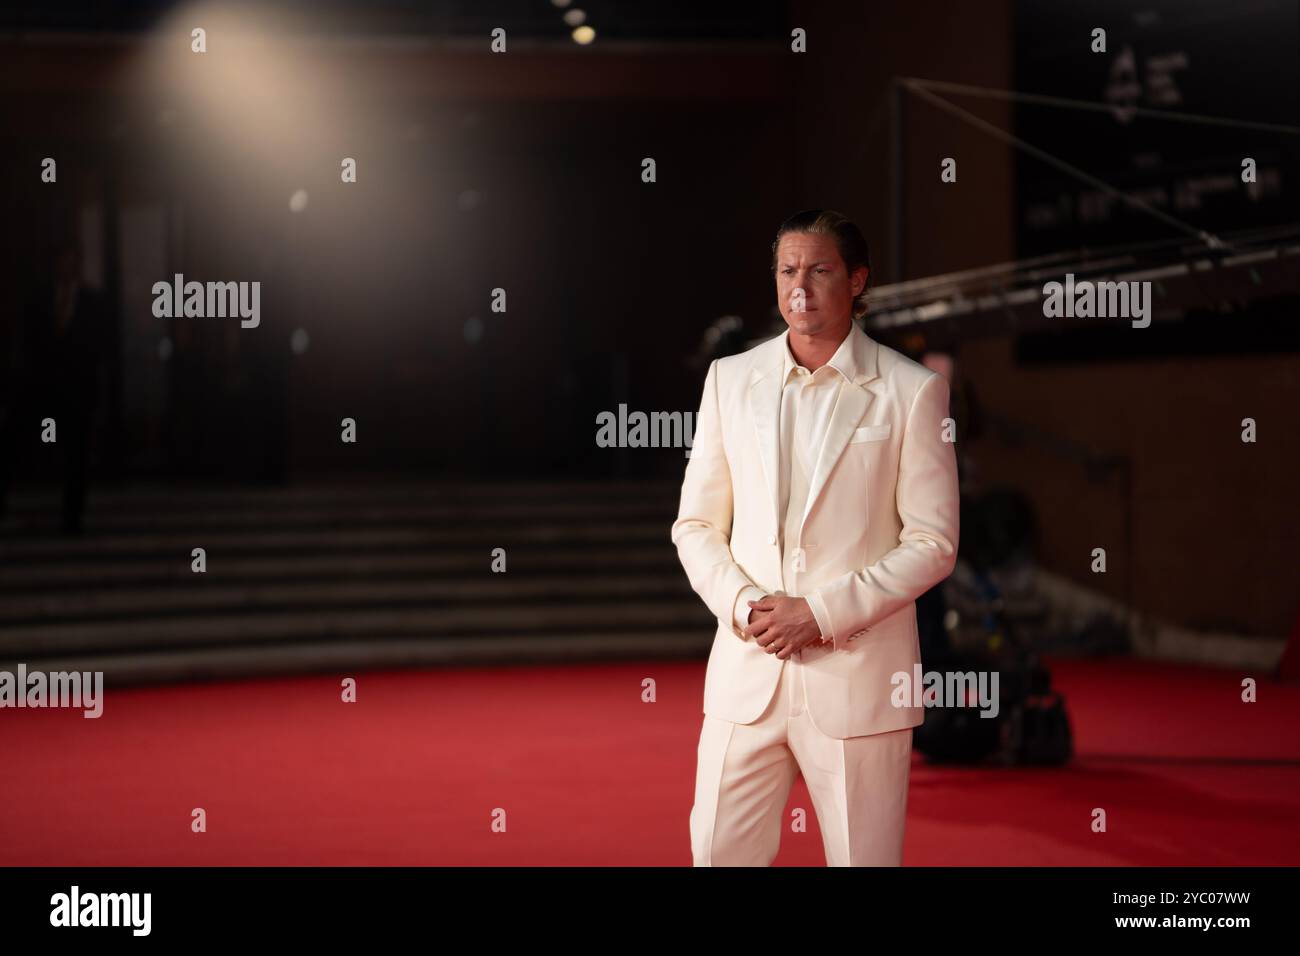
[733,328,853,649]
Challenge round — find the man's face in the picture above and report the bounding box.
[774,232,867,336]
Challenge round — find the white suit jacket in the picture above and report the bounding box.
[672,323,960,739]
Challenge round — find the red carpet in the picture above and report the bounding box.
[3,656,1298,865]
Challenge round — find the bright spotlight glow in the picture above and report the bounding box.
[571,25,596,44]
[564,9,587,26]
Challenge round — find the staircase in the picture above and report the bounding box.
[0,479,713,685]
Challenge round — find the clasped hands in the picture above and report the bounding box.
[743,594,827,659]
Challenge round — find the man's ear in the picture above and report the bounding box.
[851,265,868,297]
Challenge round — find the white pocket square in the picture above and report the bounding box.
[850,423,891,443]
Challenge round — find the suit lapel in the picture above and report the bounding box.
[800,378,874,528]
[748,336,787,536]
[747,323,882,535]
[801,325,881,527]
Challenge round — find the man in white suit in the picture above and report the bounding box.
[672,209,959,866]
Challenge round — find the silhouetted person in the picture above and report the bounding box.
[0,238,109,534]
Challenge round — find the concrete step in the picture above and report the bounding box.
[0,480,704,682]
[0,546,679,590]
[0,598,713,658]
[8,630,713,688]
[0,573,696,623]
[0,520,673,561]
[1,497,681,536]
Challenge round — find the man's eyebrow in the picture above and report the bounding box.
[780,261,834,267]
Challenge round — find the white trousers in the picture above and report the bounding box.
[690,654,913,866]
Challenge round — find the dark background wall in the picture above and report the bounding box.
[1,0,1295,645]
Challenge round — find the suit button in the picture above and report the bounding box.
[767,534,777,545]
